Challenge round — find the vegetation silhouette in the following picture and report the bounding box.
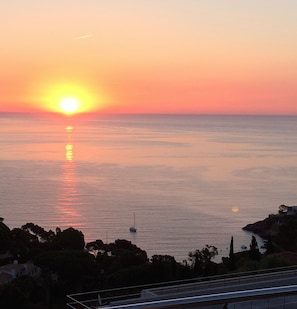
[228,236,235,270]
[1,211,297,308]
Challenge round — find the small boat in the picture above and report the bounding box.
[241,245,247,250]
[129,226,137,233]
[129,213,137,233]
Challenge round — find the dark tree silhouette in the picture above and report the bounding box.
[275,216,297,251]
[264,235,274,255]
[278,204,288,214]
[229,236,235,270]
[55,227,85,250]
[22,223,55,243]
[249,236,261,260]
[151,255,177,281]
[0,218,11,253]
[188,245,218,276]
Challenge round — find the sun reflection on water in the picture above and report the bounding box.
[65,144,73,161]
[56,125,82,228]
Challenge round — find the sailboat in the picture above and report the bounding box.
[129,213,137,233]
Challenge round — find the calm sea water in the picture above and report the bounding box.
[1,113,297,261]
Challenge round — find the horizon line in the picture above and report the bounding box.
[1,111,297,117]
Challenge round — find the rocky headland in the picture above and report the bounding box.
[242,213,283,240]
[243,204,297,242]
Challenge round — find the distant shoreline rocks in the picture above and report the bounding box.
[242,215,278,240]
[243,204,297,240]
[242,222,261,237]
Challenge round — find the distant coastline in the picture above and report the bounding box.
[243,215,278,240]
[243,204,297,240]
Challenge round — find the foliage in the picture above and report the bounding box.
[95,239,148,274]
[0,284,25,309]
[279,204,288,214]
[54,227,85,250]
[151,254,177,281]
[10,227,38,261]
[264,235,274,255]
[249,236,261,260]
[34,250,96,292]
[22,222,55,243]
[229,236,235,270]
[8,224,85,262]
[0,219,11,253]
[14,275,45,307]
[274,216,297,251]
[105,264,151,288]
[259,255,290,269]
[188,245,218,276]
[3,216,297,308]
[86,239,105,256]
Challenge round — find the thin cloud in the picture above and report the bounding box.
[73,34,94,40]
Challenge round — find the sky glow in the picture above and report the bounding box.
[0,1,296,114]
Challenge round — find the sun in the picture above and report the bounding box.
[37,81,111,114]
[60,97,80,114]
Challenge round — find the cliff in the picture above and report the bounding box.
[242,214,281,240]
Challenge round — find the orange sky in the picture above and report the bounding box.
[1,1,297,114]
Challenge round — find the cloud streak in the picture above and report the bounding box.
[73,34,94,40]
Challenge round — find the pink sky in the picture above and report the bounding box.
[1,1,297,114]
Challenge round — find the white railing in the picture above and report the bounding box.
[67,266,297,308]
[68,285,297,308]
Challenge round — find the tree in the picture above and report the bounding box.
[55,227,85,250]
[264,235,274,255]
[278,204,288,214]
[275,216,297,251]
[86,239,105,252]
[188,245,218,276]
[249,236,261,260]
[151,255,177,281]
[34,250,97,297]
[0,218,11,253]
[10,227,39,261]
[229,236,235,270]
[106,239,148,270]
[22,223,55,243]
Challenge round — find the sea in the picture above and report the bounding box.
[1,113,297,262]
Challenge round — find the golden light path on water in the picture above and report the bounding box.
[56,125,82,227]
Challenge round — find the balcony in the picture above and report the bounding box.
[67,267,297,308]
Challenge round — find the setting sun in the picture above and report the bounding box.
[60,97,80,114]
[34,81,107,114]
